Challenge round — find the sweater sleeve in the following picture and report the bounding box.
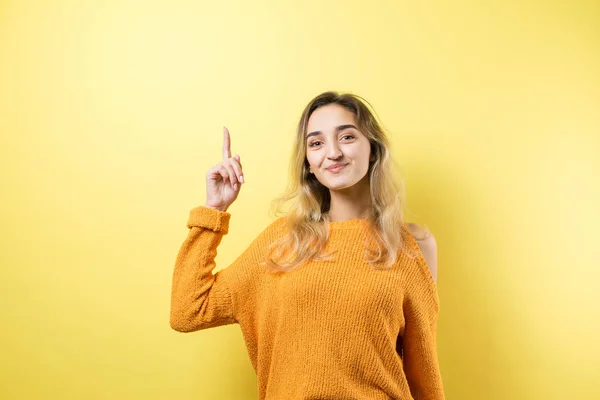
[169,205,237,332]
[402,231,445,400]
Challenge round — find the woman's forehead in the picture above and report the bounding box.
[307,104,357,132]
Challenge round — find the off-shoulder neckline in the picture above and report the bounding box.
[327,218,369,230]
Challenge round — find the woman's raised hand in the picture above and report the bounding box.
[204,127,244,212]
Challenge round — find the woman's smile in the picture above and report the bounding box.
[326,163,348,173]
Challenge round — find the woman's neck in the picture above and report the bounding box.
[327,179,372,222]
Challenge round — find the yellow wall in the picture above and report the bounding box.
[1,0,598,398]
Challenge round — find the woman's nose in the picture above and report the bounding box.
[327,143,343,158]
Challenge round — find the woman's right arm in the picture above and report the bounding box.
[170,127,245,332]
[169,205,237,332]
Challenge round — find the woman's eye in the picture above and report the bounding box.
[309,135,353,147]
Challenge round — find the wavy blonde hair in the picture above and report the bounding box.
[262,91,429,273]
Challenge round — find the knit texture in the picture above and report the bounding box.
[170,205,445,400]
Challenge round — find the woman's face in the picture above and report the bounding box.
[305,104,373,191]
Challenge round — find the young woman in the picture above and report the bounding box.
[170,91,445,399]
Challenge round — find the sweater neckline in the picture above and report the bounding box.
[327,218,368,230]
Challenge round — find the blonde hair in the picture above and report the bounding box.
[262,91,428,273]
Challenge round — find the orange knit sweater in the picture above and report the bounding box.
[170,205,445,400]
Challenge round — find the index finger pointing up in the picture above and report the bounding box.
[222,126,231,160]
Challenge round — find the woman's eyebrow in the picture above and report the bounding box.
[306,124,357,139]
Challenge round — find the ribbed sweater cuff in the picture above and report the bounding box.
[187,205,231,233]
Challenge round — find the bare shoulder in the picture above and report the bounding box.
[407,223,431,241]
[407,223,438,284]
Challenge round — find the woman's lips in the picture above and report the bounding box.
[327,164,348,173]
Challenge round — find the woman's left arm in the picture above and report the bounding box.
[402,228,445,399]
[408,224,438,284]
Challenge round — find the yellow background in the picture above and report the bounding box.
[1,0,598,399]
